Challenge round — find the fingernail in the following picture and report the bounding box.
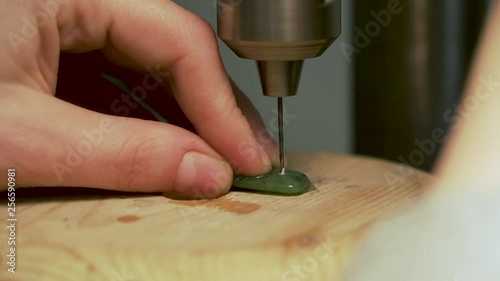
[259,143,272,170]
[174,152,232,198]
[268,142,281,167]
[255,130,275,169]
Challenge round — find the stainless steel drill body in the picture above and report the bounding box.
[217,0,341,171]
[217,0,341,97]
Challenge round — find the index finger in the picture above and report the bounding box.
[59,0,272,175]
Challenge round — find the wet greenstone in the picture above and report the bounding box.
[232,168,311,195]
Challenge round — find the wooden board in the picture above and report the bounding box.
[0,152,432,281]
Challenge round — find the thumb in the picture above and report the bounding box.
[0,88,233,199]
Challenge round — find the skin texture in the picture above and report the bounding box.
[0,0,279,198]
[344,2,500,280]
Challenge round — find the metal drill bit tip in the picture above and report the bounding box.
[278,97,285,174]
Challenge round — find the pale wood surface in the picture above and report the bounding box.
[0,152,432,281]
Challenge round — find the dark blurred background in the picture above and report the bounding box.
[354,0,492,171]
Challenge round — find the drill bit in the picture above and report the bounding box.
[278,97,285,174]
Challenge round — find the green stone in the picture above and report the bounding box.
[232,168,312,195]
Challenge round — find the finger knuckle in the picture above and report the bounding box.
[112,135,159,191]
[186,16,219,52]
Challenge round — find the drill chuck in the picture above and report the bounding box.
[217,0,341,97]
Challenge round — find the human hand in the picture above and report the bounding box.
[0,0,278,198]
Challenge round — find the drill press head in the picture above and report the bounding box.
[217,0,341,97]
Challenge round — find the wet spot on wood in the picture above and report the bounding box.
[170,197,260,215]
[210,198,261,215]
[131,199,155,208]
[116,215,141,223]
[313,177,327,185]
[283,232,321,251]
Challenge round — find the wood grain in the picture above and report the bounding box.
[0,152,433,281]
